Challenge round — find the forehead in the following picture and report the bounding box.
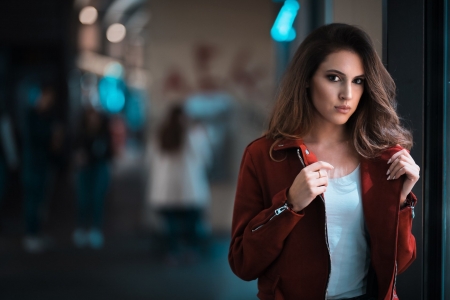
[317,50,364,74]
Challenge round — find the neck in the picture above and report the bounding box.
[303,122,350,146]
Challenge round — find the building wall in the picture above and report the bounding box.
[333,0,383,57]
[145,0,275,113]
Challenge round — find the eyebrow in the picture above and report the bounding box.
[325,69,365,78]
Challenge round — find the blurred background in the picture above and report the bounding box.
[0,0,395,299]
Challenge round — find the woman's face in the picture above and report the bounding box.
[309,50,365,127]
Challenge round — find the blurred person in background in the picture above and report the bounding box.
[0,108,19,207]
[72,105,113,249]
[147,104,212,266]
[21,81,63,253]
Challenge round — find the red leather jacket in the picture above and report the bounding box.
[229,137,416,300]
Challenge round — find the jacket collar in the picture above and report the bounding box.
[272,138,320,166]
[273,139,305,151]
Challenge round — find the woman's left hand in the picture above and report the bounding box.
[387,149,420,205]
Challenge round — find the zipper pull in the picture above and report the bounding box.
[275,203,288,215]
[297,149,306,167]
[411,206,415,219]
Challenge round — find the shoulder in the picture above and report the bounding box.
[375,145,410,162]
[238,136,275,167]
[244,135,274,157]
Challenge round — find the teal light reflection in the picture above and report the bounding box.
[271,0,300,42]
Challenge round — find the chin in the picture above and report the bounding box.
[315,111,353,126]
[335,113,355,124]
[330,117,351,125]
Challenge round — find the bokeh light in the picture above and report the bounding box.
[79,6,98,25]
[106,23,126,43]
[99,76,125,113]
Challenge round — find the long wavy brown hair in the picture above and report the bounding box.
[267,23,412,159]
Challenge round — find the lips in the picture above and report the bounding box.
[335,105,351,113]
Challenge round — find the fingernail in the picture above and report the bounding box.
[387,159,391,164]
[387,176,390,180]
[386,169,390,175]
[392,176,395,180]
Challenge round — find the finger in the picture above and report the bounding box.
[306,161,335,172]
[387,154,413,175]
[314,170,321,180]
[395,154,419,175]
[314,169,328,179]
[390,164,419,181]
[313,177,329,187]
[312,185,327,196]
[387,156,402,175]
[388,149,409,164]
[388,159,408,179]
[306,175,328,187]
[398,151,416,165]
[403,165,421,180]
[389,165,406,180]
[388,156,419,178]
[387,150,404,164]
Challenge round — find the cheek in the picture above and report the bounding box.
[356,84,364,96]
[310,88,324,106]
[311,83,333,103]
[350,84,363,99]
[352,92,363,111]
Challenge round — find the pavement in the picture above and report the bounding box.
[0,155,258,300]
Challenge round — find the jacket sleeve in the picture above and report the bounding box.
[396,192,417,274]
[228,149,304,281]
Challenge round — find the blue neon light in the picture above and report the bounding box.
[99,76,125,113]
[271,0,300,42]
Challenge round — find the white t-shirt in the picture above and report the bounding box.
[324,165,370,299]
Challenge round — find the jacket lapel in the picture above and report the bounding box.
[361,154,402,299]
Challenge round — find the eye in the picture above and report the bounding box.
[354,78,364,85]
[327,75,340,82]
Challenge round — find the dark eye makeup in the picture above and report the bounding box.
[353,78,365,84]
[326,74,365,85]
[327,75,340,82]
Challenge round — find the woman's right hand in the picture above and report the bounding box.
[287,161,334,212]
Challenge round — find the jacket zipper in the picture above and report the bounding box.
[392,261,398,299]
[251,202,289,232]
[295,148,404,299]
[296,149,331,300]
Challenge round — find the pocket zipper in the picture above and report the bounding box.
[252,203,289,232]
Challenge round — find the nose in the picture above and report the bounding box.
[339,81,352,100]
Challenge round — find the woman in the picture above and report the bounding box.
[148,104,212,264]
[228,23,419,300]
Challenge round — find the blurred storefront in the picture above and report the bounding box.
[0,0,448,299]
